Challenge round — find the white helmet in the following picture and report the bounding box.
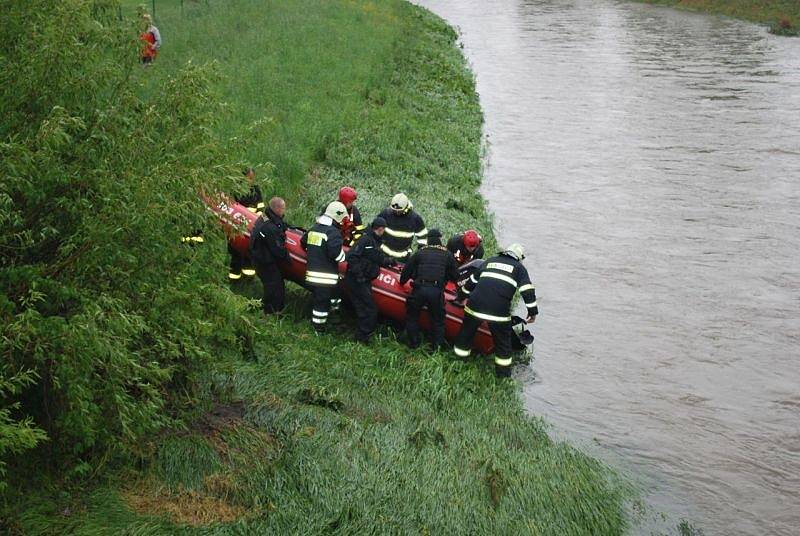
[504,243,525,261]
[324,201,348,224]
[390,192,411,213]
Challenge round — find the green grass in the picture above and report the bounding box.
[4,0,632,533]
[11,296,631,534]
[634,0,800,35]
[122,0,407,199]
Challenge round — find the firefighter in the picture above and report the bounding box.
[301,201,348,332]
[249,197,288,314]
[229,168,265,281]
[447,229,484,266]
[338,186,366,247]
[399,229,459,350]
[377,193,428,262]
[238,168,266,213]
[454,258,484,303]
[345,217,395,343]
[453,243,538,378]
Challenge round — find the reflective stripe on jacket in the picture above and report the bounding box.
[342,205,365,246]
[377,208,427,258]
[237,184,263,213]
[249,208,287,265]
[462,253,538,321]
[302,220,345,286]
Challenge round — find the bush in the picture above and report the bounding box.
[0,0,251,482]
[0,366,48,492]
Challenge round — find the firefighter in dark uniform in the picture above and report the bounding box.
[377,193,428,262]
[249,197,288,314]
[399,229,459,350]
[453,243,538,378]
[447,229,484,267]
[229,168,265,281]
[301,201,348,332]
[338,186,366,247]
[345,217,395,343]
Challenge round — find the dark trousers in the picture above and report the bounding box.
[405,284,446,349]
[346,275,377,342]
[229,243,244,278]
[228,242,254,278]
[310,284,339,332]
[454,312,514,377]
[256,262,285,314]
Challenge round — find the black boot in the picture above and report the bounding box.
[406,335,421,349]
[495,364,512,379]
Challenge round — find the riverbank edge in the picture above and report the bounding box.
[633,0,799,35]
[5,1,632,533]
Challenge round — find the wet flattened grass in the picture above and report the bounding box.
[6,0,632,534]
[14,288,631,534]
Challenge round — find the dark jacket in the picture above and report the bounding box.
[345,205,366,246]
[462,253,538,322]
[301,217,345,287]
[399,244,458,289]
[377,208,427,259]
[237,184,264,212]
[447,233,485,266]
[249,208,288,265]
[346,229,391,282]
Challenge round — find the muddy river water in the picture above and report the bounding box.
[415,1,800,534]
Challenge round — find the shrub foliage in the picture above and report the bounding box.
[0,0,249,484]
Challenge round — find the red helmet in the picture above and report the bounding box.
[338,186,357,205]
[463,230,481,249]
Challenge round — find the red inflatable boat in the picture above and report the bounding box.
[207,194,495,354]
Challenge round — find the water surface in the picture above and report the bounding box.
[415,1,800,534]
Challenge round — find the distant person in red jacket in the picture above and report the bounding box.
[140,13,161,66]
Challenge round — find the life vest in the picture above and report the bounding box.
[399,245,458,289]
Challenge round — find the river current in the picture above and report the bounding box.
[414,1,800,534]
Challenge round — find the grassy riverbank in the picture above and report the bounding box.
[3,0,631,533]
[636,0,799,35]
